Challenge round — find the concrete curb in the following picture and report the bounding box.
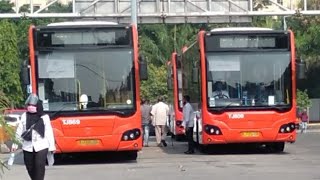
[306,123,320,130]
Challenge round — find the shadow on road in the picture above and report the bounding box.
[159,140,291,156]
[12,151,138,166]
[53,151,138,165]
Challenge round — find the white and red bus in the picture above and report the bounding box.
[22,21,148,160]
[178,27,305,152]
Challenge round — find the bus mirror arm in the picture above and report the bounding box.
[296,58,306,79]
[139,54,148,80]
[21,60,30,85]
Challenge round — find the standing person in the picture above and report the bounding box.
[182,95,195,154]
[299,108,309,133]
[141,98,152,147]
[151,96,169,147]
[11,94,56,180]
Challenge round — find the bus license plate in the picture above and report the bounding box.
[241,132,261,137]
[78,139,99,145]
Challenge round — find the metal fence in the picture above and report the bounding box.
[309,99,320,122]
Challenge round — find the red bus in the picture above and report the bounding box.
[167,53,185,140]
[21,21,148,160]
[179,27,305,152]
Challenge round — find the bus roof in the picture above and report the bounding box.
[47,21,119,27]
[210,27,273,32]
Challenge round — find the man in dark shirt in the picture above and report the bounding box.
[141,99,152,146]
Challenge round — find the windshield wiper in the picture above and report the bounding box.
[268,105,291,112]
[49,102,80,119]
[211,102,239,113]
[82,107,127,115]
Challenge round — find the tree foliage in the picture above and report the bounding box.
[253,0,271,11]
[0,20,23,106]
[140,64,168,103]
[44,2,72,13]
[0,0,14,13]
[0,91,11,173]
[139,24,199,101]
[297,89,311,109]
[286,15,320,97]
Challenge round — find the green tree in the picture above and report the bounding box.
[253,0,271,11]
[0,0,14,13]
[138,24,198,101]
[140,64,168,103]
[0,20,23,106]
[297,89,311,109]
[0,91,13,174]
[44,2,72,13]
[19,4,30,13]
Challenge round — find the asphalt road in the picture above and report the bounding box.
[2,132,320,180]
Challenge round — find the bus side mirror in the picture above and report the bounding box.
[22,60,30,85]
[139,55,148,80]
[167,77,173,90]
[192,67,199,83]
[296,59,306,79]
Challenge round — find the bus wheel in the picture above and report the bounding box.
[126,151,138,160]
[54,153,65,164]
[198,144,208,153]
[273,142,285,152]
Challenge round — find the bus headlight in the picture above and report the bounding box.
[204,125,222,135]
[121,128,141,141]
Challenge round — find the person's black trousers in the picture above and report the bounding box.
[186,127,195,151]
[23,148,48,180]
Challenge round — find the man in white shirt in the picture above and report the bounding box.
[182,95,195,154]
[151,96,169,147]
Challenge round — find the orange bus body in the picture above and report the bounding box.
[28,22,142,156]
[180,28,298,151]
[170,53,184,137]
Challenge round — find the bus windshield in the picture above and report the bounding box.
[206,52,292,109]
[37,49,135,111]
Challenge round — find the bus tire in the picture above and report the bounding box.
[126,151,138,160]
[198,144,208,153]
[273,142,285,152]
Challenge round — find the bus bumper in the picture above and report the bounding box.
[201,129,297,144]
[54,135,142,153]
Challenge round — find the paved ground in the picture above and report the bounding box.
[1,131,320,180]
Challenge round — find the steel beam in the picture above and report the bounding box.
[30,0,33,13]
[80,0,102,13]
[2,0,320,21]
[208,0,212,11]
[15,0,18,14]
[226,0,248,12]
[132,0,137,25]
[186,0,208,12]
[0,10,320,19]
[268,0,290,11]
[73,0,76,13]
[34,0,58,14]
